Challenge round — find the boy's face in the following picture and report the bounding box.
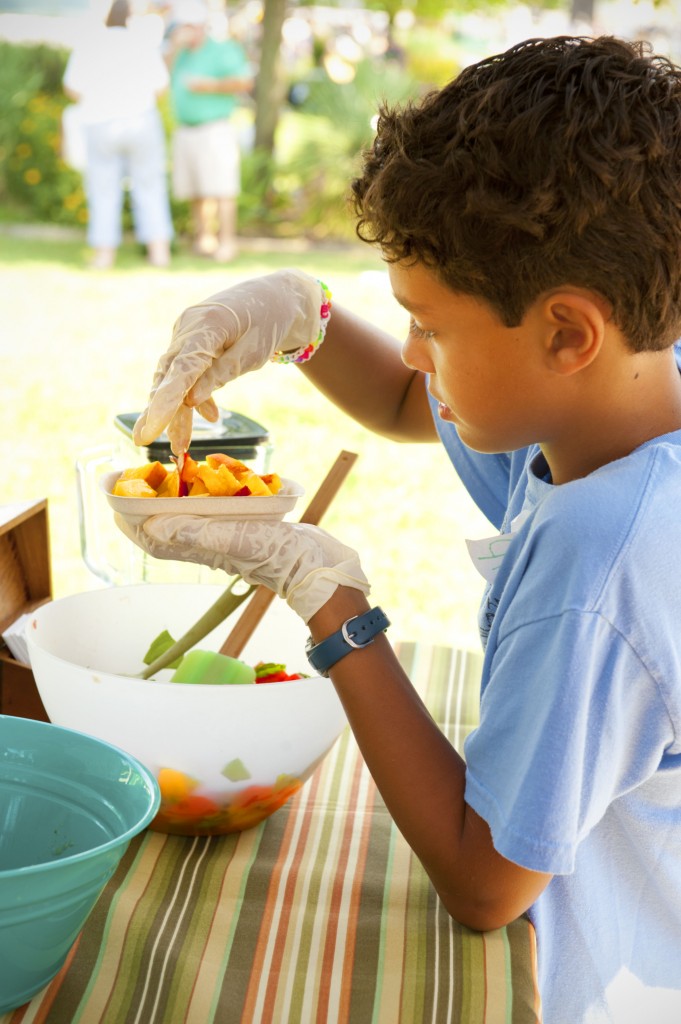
[390,260,559,455]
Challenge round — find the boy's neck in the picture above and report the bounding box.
[541,346,681,484]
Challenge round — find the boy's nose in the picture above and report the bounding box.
[401,333,432,373]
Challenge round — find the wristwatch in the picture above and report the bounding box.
[305,607,390,677]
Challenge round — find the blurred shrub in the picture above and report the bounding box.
[5,91,88,225]
[291,58,419,153]
[242,58,422,241]
[400,25,465,90]
[0,41,434,242]
[0,41,88,225]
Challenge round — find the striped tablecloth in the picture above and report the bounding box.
[2,644,541,1024]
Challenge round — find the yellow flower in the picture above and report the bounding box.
[77,209,88,223]
[20,119,36,134]
[24,168,41,185]
[64,192,82,210]
[16,143,32,159]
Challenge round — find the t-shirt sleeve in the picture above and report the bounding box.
[464,609,672,874]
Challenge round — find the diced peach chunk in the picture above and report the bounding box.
[113,455,286,501]
[260,473,282,495]
[206,452,249,477]
[197,463,242,496]
[180,455,200,486]
[156,469,180,497]
[113,477,157,498]
[238,472,272,496]
[118,461,168,491]
[188,477,210,496]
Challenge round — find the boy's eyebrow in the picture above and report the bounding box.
[391,292,431,316]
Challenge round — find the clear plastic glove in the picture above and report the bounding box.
[133,270,322,456]
[114,515,370,624]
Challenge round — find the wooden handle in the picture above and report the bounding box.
[218,450,358,657]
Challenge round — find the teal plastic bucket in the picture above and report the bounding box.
[0,715,160,1013]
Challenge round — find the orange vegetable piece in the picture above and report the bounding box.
[162,794,221,822]
[157,767,198,802]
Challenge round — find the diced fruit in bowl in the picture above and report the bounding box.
[27,585,348,837]
[103,462,304,526]
[112,453,283,499]
[153,767,304,835]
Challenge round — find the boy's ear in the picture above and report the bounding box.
[542,291,608,375]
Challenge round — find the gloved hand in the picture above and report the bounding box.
[133,270,323,456]
[114,515,370,624]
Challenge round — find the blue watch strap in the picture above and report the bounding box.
[306,607,390,677]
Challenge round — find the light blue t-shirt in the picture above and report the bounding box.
[429,353,681,1023]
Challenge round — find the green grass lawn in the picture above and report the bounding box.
[0,228,492,650]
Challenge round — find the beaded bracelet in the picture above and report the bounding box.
[271,280,332,365]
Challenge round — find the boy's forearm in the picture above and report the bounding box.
[309,587,551,930]
[299,303,437,442]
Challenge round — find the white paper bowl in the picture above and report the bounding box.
[27,585,348,836]
[101,470,305,526]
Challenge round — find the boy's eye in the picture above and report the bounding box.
[408,317,436,340]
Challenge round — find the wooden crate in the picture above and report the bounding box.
[0,499,52,721]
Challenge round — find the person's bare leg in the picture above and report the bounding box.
[213,197,238,262]
[89,247,116,269]
[147,239,171,266]
[193,198,217,255]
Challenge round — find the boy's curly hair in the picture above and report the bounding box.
[351,36,681,351]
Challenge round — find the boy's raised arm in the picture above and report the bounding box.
[299,303,438,443]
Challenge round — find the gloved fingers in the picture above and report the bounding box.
[118,513,371,623]
[195,396,220,422]
[141,514,272,578]
[114,512,188,562]
[186,333,265,407]
[134,305,241,446]
[137,341,225,446]
[132,309,199,444]
[134,271,323,448]
[113,512,143,548]
[142,514,275,555]
[166,403,195,457]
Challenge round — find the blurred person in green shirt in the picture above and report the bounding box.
[167,0,253,261]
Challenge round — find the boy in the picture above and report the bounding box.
[126,36,681,1022]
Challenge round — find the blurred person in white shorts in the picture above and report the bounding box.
[63,0,174,269]
[168,0,253,262]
